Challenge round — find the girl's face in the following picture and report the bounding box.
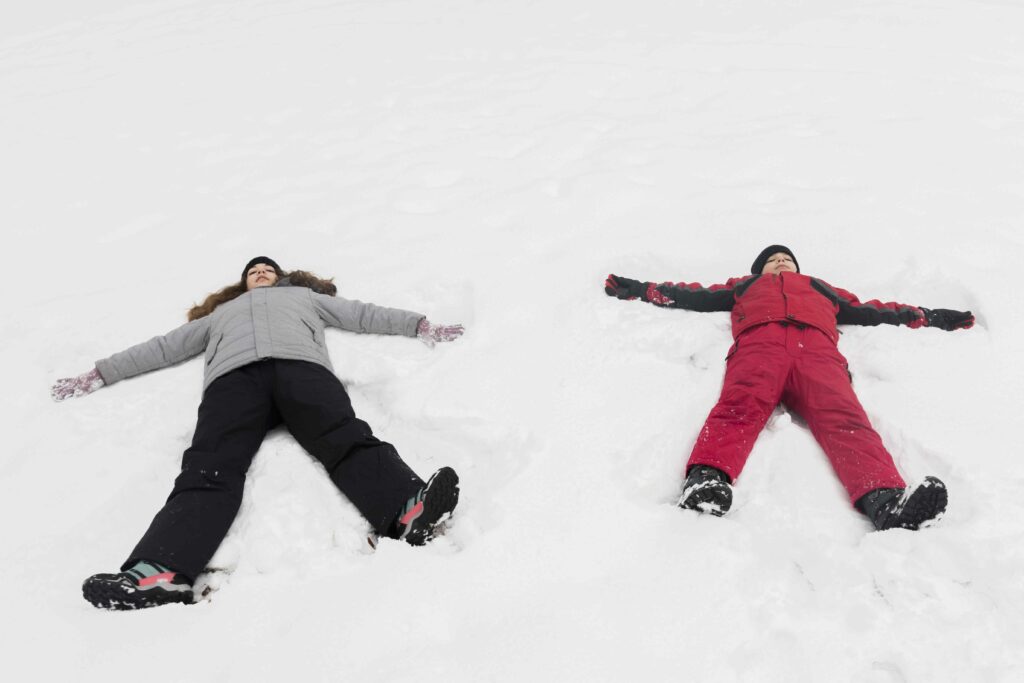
[246,264,279,290]
[761,252,797,275]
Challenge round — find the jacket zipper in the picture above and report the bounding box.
[779,274,790,320]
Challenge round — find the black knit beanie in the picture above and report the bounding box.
[241,256,283,282]
[751,245,799,274]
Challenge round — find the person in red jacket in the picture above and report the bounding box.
[605,245,974,531]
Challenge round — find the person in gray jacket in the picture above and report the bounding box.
[52,257,465,611]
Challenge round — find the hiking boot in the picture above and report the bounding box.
[679,465,733,517]
[857,476,948,531]
[82,560,193,610]
[395,467,460,545]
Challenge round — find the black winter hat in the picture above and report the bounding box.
[751,245,799,274]
[241,256,283,281]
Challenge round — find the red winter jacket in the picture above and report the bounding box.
[643,272,925,344]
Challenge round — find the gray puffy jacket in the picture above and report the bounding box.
[95,283,424,391]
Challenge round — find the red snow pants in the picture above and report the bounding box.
[686,322,905,503]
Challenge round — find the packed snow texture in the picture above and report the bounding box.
[3,1,1023,681]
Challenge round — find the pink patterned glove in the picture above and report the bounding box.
[51,367,105,402]
[416,318,465,347]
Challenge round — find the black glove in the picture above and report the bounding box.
[605,274,648,300]
[921,307,975,331]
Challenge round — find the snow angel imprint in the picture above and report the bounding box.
[605,245,974,530]
[53,257,466,610]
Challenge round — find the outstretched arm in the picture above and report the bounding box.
[817,280,974,331]
[313,292,464,346]
[313,291,423,336]
[52,316,211,401]
[605,274,736,312]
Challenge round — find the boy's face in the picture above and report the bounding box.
[761,252,797,275]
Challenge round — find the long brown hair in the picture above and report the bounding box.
[187,269,338,321]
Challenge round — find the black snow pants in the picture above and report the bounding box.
[123,359,424,581]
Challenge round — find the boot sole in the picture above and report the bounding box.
[679,480,733,517]
[82,576,193,611]
[890,476,948,530]
[404,467,460,545]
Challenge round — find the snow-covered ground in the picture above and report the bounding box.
[3,0,1023,680]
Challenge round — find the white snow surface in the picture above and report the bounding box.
[3,1,1023,681]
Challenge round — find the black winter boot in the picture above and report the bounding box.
[82,560,193,610]
[679,465,733,517]
[394,467,460,546]
[856,476,948,531]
